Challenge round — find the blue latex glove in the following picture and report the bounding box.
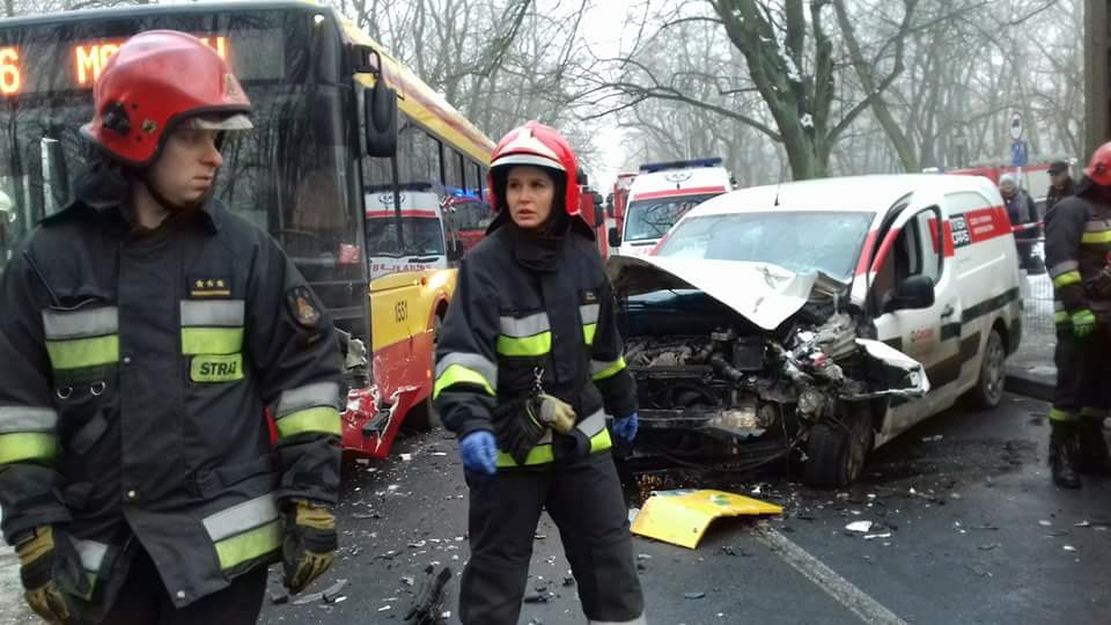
[612,412,638,444]
[459,430,497,475]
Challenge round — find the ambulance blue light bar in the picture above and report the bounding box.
[639,157,723,173]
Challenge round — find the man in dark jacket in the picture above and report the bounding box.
[1045,160,1077,211]
[0,31,343,622]
[1000,172,1044,273]
[1043,142,1111,488]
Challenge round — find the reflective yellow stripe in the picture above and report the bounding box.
[583,323,597,345]
[276,407,341,438]
[1053,270,1082,288]
[0,432,56,464]
[45,335,119,370]
[1081,230,1111,244]
[433,364,496,399]
[496,332,551,357]
[213,519,282,570]
[592,357,627,381]
[181,327,243,355]
[1054,311,1069,323]
[496,427,612,467]
[1050,408,1078,422]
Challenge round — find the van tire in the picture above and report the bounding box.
[406,314,445,433]
[969,328,1006,409]
[802,406,874,488]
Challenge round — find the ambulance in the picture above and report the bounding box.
[365,185,454,281]
[607,158,732,257]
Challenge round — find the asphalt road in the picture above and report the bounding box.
[260,392,1111,625]
[1,392,1107,624]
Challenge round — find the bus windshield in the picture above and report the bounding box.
[0,6,367,331]
[366,215,445,257]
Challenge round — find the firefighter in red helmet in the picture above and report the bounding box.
[0,31,343,622]
[434,121,645,624]
[1043,141,1111,488]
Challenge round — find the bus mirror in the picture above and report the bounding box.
[365,79,398,158]
[591,191,604,208]
[608,227,621,248]
[447,239,464,262]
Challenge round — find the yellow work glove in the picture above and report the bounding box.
[282,500,337,594]
[15,526,71,623]
[527,393,577,435]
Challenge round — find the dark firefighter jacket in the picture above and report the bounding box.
[0,180,343,615]
[1045,190,1111,324]
[433,222,636,468]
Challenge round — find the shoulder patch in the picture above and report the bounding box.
[286,285,322,329]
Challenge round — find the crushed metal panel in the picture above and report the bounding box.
[849,338,931,399]
[607,256,828,331]
[631,489,783,549]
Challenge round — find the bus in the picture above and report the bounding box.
[0,1,495,458]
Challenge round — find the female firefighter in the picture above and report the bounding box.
[433,121,645,624]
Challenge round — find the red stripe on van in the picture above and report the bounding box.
[963,205,1012,244]
[855,230,879,276]
[366,209,439,218]
[631,186,727,201]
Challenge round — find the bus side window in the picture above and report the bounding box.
[447,149,464,189]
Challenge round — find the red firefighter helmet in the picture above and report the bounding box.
[81,30,252,167]
[487,121,581,218]
[1084,142,1111,187]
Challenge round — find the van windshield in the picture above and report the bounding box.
[624,193,717,242]
[655,211,874,280]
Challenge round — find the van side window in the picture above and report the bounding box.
[874,207,943,310]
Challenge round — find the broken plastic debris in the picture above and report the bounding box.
[863,533,892,540]
[684,591,706,600]
[1039,520,1053,527]
[1063,545,1077,552]
[378,605,392,612]
[400,453,413,462]
[845,521,873,533]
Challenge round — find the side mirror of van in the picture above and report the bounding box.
[886,274,935,312]
[608,227,622,249]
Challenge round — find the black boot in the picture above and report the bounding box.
[1077,418,1111,476]
[1050,422,1082,489]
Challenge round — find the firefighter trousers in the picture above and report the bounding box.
[459,451,645,625]
[1052,326,1111,425]
[94,546,267,624]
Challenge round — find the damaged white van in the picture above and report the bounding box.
[609,174,1022,487]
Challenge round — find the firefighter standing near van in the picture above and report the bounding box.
[0,32,343,622]
[1044,142,1111,488]
[433,121,645,625]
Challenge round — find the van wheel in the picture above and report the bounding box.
[969,328,1005,409]
[802,406,874,488]
[406,315,444,433]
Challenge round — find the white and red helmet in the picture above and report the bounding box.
[1084,142,1111,187]
[487,121,582,218]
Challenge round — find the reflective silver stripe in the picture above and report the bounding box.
[499,312,550,337]
[590,359,621,376]
[203,493,280,543]
[0,406,57,433]
[589,615,647,625]
[41,307,118,340]
[180,300,245,327]
[73,538,108,573]
[576,409,607,437]
[1085,220,1111,232]
[579,303,600,325]
[1049,260,1079,278]
[435,352,498,387]
[276,382,341,418]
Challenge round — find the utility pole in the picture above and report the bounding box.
[1086,0,1110,157]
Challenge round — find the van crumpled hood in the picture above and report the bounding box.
[606,255,846,331]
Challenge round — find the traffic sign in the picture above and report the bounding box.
[1009,112,1023,141]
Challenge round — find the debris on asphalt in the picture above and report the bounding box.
[404,566,453,624]
[922,435,944,443]
[402,576,415,587]
[1038,520,1053,527]
[534,533,547,540]
[845,521,874,533]
[562,576,576,587]
[863,532,892,540]
[969,524,999,531]
[270,589,290,605]
[293,592,326,606]
[977,543,1001,551]
[637,553,652,560]
[523,593,552,604]
[400,453,413,461]
[683,591,706,600]
[1063,545,1077,552]
[322,579,349,603]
